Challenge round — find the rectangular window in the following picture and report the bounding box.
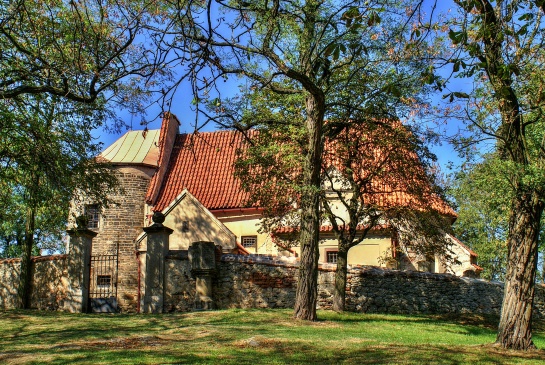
[326,250,338,264]
[85,204,100,229]
[241,236,257,248]
[96,275,111,288]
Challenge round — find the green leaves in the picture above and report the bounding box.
[0,1,155,107]
[447,154,540,281]
[367,11,381,27]
[324,43,347,61]
[0,94,119,258]
[448,29,466,45]
[442,92,470,102]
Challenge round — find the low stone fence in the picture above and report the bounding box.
[0,255,68,310]
[2,245,545,318]
[163,253,545,318]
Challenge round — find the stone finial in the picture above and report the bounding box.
[152,212,165,225]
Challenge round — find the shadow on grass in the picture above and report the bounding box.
[2,336,545,365]
[1,309,545,365]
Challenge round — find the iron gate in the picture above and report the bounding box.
[89,244,119,313]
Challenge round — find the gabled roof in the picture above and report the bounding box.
[322,121,457,218]
[101,119,455,218]
[98,129,160,167]
[152,130,252,212]
[135,188,237,249]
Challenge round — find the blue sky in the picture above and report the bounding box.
[93,1,466,177]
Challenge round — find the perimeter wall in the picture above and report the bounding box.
[1,252,544,319]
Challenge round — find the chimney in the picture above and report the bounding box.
[145,112,180,205]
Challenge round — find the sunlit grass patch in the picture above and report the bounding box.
[0,309,543,364]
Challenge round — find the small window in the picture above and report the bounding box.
[326,250,338,264]
[241,236,257,248]
[85,204,100,229]
[96,275,111,288]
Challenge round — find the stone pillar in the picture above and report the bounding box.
[143,212,173,313]
[65,221,97,313]
[188,241,217,310]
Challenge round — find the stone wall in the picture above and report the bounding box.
[162,254,545,318]
[90,167,154,312]
[164,253,195,312]
[215,256,298,309]
[0,255,68,310]
[3,250,545,319]
[319,267,506,315]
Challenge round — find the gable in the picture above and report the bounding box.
[137,189,236,251]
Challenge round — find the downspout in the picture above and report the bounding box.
[136,251,141,313]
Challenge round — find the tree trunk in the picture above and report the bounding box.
[542,254,545,284]
[294,93,324,321]
[332,246,348,312]
[18,206,35,309]
[496,192,543,350]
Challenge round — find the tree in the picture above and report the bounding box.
[0,186,66,258]
[0,0,158,109]
[443,0,545,350]
[449,153,545,283]
[448,154,509,281]
[159,0,436,320]
[0,0,163,308]
[322,120,455,311]
[0,95,118,308]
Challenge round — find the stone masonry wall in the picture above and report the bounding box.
[2,251,544,318]
[162,254,545,318]
[164,254,196,312]
[91,167,153,312]
[0,255,68,310]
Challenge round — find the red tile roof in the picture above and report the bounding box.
[322,121,457,218]
[150,127,456,218]
[152,130,252,212]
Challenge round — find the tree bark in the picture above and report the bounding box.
[18,205,35,309]
[496,192,543,350]
[332,246,348,312]
[294,93,324,321]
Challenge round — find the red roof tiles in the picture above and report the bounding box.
[150,127,456,218]
[152,130,252,212]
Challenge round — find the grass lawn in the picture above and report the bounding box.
[0,309,544,364]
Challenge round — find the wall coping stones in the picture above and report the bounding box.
[0,254,68,265]
[221,253,299,267]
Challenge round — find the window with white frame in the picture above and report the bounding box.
[85,204,100,229]
[326,250,338,264]
[241,236,257,248]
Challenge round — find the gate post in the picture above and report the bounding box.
[188,241,217,310]
[142,212,173,313]
[65,217,97,313]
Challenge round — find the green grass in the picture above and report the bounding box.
[0,309,544,364]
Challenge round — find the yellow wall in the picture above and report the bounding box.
[214,211,278,255]
[443,236,474,276]
[318,235,393,266]
[215,211,394,266]
[164,195,236,251]
[139,192,237,252]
